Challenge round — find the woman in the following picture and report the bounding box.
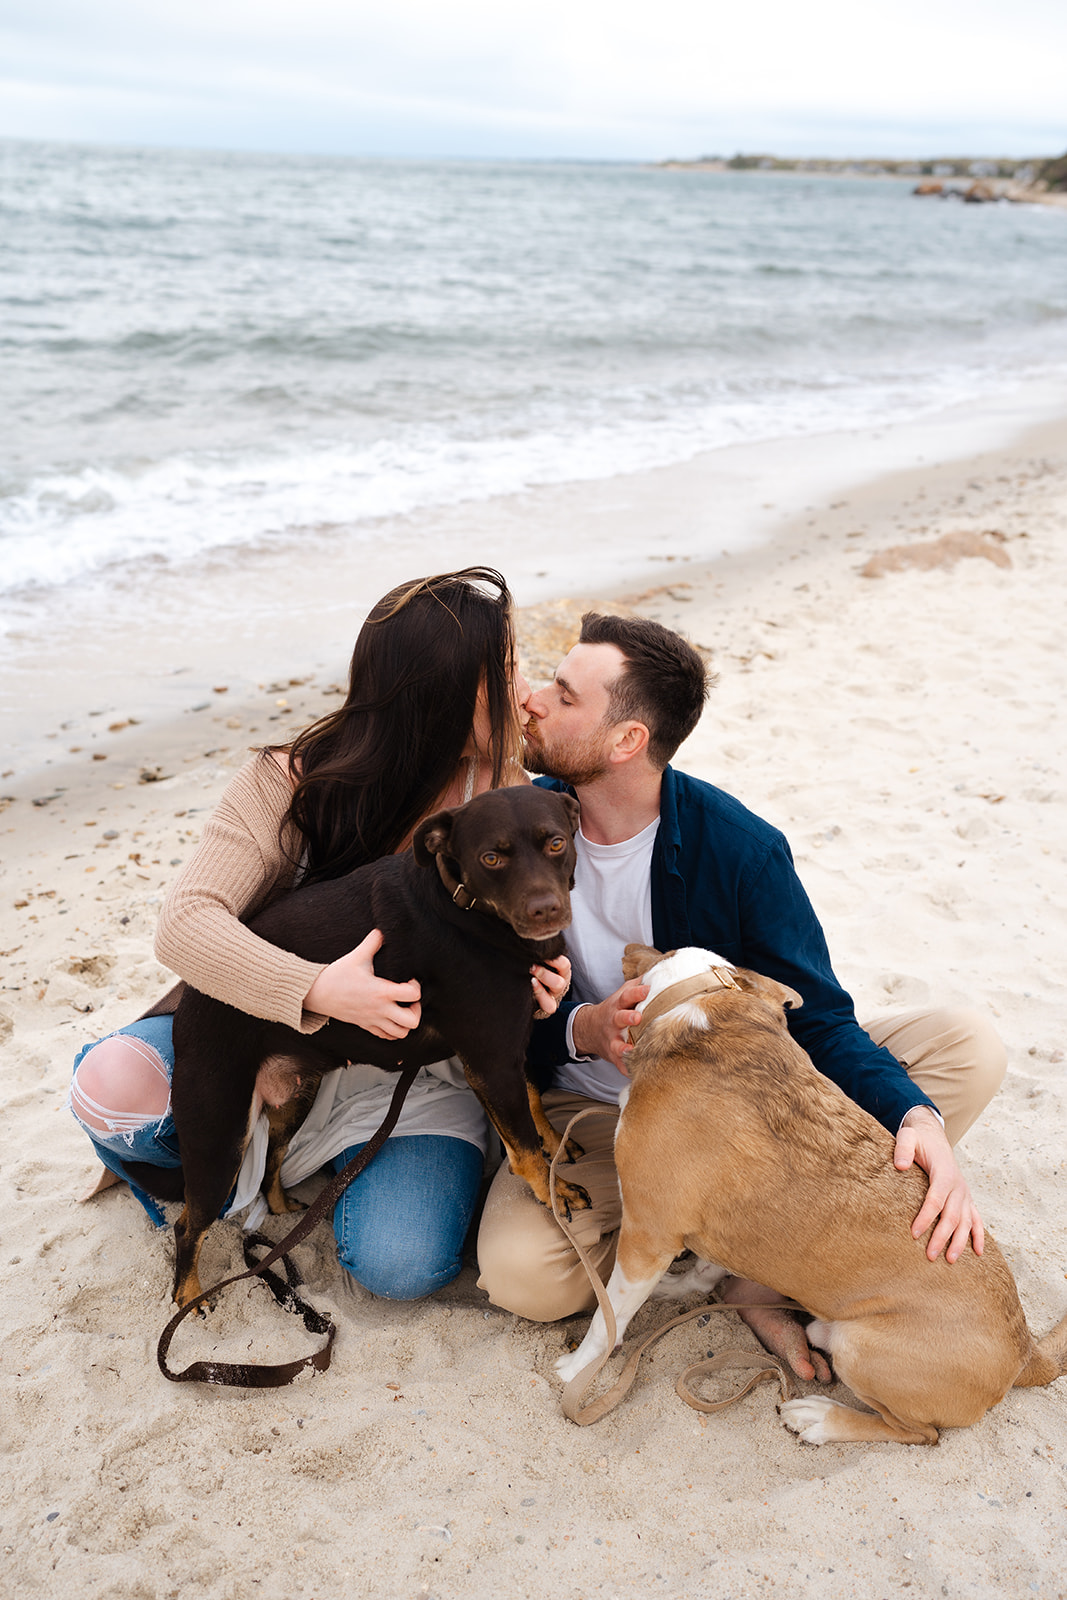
[70,567,569,1300]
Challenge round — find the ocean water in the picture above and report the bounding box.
[2,139,1067,607]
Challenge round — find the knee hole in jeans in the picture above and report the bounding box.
[71,1035,171,1134]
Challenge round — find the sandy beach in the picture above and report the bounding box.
[2,403,1066,1599]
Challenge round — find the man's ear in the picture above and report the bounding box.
[413,808,455,867]
[608,722,649,765]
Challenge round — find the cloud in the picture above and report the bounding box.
[1,0,1065,157]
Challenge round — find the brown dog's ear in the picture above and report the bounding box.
[413,808,455,867]
[559,793,581,835]
[622,943,665,981]
[733,968,804,1013]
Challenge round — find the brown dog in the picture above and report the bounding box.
[127,785,591,1306]
[556,943,1067,1445]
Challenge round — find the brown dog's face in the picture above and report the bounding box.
[415,785,579,941]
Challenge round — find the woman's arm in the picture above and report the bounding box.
[154,753,332,1032]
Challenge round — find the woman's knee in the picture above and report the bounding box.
[331,1136,480,1301]
[335,1229,461,1300]
[71,1034,171,1132]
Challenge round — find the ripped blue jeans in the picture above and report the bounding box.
[69,1016,483,1298]
[70,1015,182,1226]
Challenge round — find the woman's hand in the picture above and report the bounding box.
[304,929,422,1039]
[531,954,572,1019]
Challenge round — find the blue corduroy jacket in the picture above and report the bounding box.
[529,766,937,1134]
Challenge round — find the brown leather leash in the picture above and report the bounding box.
[157,1065,420,1387]
[549,1108,799,1425]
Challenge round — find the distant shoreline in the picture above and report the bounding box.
[653,151,1067,207]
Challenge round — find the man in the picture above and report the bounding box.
[476,613,1006,1380]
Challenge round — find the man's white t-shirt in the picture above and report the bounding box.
[554,816,660,1103]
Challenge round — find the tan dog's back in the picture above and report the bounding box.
[602,949,1065,1443]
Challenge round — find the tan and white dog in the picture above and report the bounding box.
[556,944,1067,1445]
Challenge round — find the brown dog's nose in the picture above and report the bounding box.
[524,892,564,925]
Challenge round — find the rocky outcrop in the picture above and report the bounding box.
[1035,152,1067,192]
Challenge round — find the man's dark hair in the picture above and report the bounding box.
[578,612,713,770]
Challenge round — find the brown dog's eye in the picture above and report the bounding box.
[480,851,503,869]
[546,837,566,855]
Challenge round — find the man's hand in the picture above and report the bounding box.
[570,979,650,1073]
[895,1105,984,1263]
[303,929,422,1039]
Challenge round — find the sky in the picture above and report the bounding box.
[1,0,1065,162]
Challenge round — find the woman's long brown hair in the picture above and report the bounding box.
[283,567,519,884]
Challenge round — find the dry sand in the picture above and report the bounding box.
[2,415,1066,1598]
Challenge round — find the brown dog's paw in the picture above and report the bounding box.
[266,1188,307,1217]
[541,1133,585,1164]
[172,1273,205,1310]
[552,1177,592,1219]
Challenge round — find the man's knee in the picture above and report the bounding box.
[477,1221,598,1323]
[896,1006,1007,1145]
[929,1006,1007,1104]
[958,1008,1008,1103]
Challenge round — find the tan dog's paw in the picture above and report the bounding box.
[556,1342,601,1384]
[651,1258,728,1300]
[780,1396,851,1444]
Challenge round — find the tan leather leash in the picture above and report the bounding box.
[549,1107,798,1425]
[157,1065,420,1388]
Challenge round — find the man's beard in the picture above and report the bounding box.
[523,722,611,788]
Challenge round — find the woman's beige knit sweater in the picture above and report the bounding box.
[154,751,328,1034]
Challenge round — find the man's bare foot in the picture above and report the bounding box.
[720,1276,832,1384]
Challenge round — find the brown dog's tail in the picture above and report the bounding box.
[1013,1311,1067,1387]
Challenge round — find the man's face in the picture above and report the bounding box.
[523,642,626,786]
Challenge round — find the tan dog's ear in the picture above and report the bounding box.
[733,968,804,1013]
[622,943,665,981]
[413,808,455,867]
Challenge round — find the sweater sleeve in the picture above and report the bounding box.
[154,752,329,1032]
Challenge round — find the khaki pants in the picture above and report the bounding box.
[475,1007,1006,1322]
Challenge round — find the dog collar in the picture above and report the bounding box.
[434,854,478,911]
[627,967,740,1045]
